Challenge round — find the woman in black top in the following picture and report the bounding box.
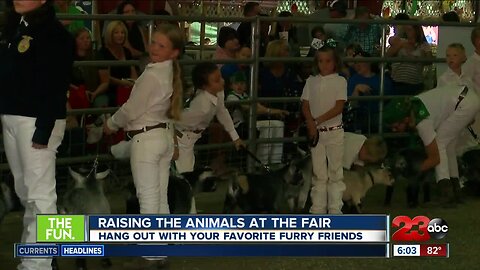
[116,0,147,59]
[71,27,109,107]
[0,1,74,269]
[99,20,138,106]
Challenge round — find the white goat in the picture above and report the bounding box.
[343,167,394,213]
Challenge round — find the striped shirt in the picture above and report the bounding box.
[391,42,431,84]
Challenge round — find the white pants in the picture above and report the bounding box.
[175,131,202,174]
[455,111,480,156]
[310,129,345,214]
[174,131,204,214]
[1,115,65,270]
[130,128,174,214]
[256,120,284,164]
[435,91,480,182]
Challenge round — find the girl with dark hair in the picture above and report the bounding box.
[213,26,239,68]
[116,0,147,58]
[272,11,300,58]
[175,62,244,174]
[302,39,347,214]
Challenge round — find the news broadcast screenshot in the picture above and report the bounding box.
[2,0,480,269]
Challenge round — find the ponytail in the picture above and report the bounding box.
[152,23,185,120]
[168,59,183,120]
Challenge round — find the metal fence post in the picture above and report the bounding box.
[378,23,387,135]
[247,16,260,172]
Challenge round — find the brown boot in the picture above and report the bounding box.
[437,178,456,208]
[451,178,465,204]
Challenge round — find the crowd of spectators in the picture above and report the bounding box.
[2,0,462,163]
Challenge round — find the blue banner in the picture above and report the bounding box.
[16,244,59,257]
[15,244,388,257]
[88,215,388,230]
[61,245,104,257]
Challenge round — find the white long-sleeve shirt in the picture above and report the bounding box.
[107,60,173,131]
[176,90,239,141]
[438,67,472,88]
[463,52,480,95]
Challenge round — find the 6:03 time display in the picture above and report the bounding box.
[393,245,421,257]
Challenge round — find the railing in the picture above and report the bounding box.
[0,11,476,172]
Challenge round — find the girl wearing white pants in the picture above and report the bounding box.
[384,84,480,206]
[0,1,74,269]
[105,24,184,215]
[301,40,347,214]
[175,63,244,174]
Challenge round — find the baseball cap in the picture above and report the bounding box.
[382,97,411,125]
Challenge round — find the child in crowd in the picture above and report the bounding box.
[226,71,288,139]
[438,43,469,87]
[221,46,252,87]
[307,26,327,57]
[448,38,480,156]
[342,43,362,79]
[347,49,394,133]
[301,39,347,214]
[175,62,245,174]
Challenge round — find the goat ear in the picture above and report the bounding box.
[69,167,85,183]
[95,169,110,180]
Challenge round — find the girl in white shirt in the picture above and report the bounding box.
[175,62,245,174]
[104,24,184,216]
[301,39,347,214]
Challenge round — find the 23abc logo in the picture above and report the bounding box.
[392,216,448,241]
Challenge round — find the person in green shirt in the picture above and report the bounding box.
[383,84,480,206]
[54,0,85,34]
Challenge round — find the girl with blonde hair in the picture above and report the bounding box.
[104,23,184,215]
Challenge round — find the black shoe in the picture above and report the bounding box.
[451,177,465,204]
[423,181,431,203]
[438,179,456,208]
[406,185,419,208]
[51,258,59,270]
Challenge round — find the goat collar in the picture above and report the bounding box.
[366,170,375,186]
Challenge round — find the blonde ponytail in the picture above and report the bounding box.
[168,59,183,120]
[152,23,185,121]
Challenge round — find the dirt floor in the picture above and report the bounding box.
[1,173,479,270]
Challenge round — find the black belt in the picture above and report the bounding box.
[126,123,168,140]
[175,129,204,138]
[317,124,343,132]
[455,86,469,110]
